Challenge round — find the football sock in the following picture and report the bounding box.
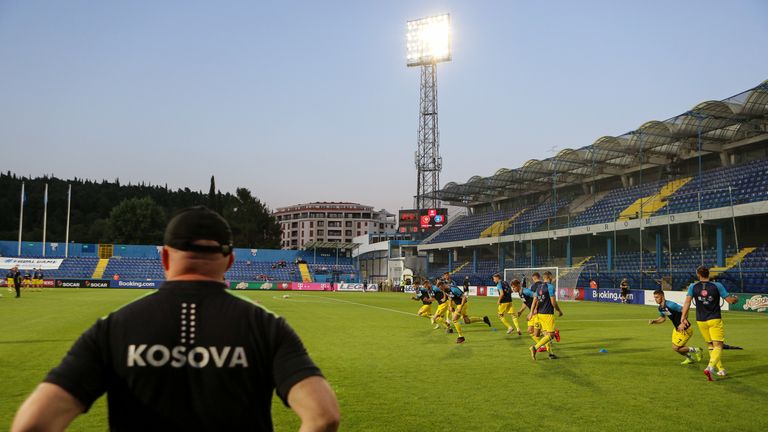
[708,347,723,369]
[453,320,463,337]
[511,315,521,331]
[500,316,512,330]
[535,334,552,349]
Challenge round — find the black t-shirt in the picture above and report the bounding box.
[44,280,322,431]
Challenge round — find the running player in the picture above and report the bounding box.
[528,271,563,360]
[648,290,703,365]
[513,279,543,349]
[430,281,452,330]
[493,273,521,335]
[679,266,738,381]
[442,271,455,289]
[542,272,561,343]
[411,280,433,318]
[448,284,491,344]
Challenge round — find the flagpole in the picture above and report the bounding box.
[17,182,25,256]
[65,184,71,258]
[43,183,49,257]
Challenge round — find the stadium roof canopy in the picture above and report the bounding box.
[303,241,359,250]
[432,80,768,206]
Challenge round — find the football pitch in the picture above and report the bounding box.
[1,289,767,431]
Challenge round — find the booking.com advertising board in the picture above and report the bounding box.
[583,288,645,304]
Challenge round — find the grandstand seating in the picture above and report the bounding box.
[664,159,768,214]
[33,255,359,283]
[423,160,768,246]
[34,257,100,279]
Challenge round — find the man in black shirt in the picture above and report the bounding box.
[12,206,339,431]
[12,266,22,298]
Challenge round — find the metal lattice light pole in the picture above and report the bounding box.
[407,14,451,210]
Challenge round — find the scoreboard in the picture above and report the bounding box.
[398,208,447,233]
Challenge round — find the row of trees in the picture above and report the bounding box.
[0,173,281,248]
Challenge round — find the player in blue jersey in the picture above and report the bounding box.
[493,273,521,335]
[648,290,703,365]
[527,271,563,360]
[411,280,433,318]
[448,284,491,344]
[679,266,738,381]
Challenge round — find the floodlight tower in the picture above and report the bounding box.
[406,14,451,210]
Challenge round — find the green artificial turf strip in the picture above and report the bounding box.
[1,289,766,431]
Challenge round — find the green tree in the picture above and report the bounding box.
[107,197,166,244]
[224,188,281,248]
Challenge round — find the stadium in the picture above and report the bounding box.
[2,4,768,432]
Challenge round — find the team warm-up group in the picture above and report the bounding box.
[411,270,563,360]
[5,267,45,298]
[413,265,740,380]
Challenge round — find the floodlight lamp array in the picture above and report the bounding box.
[406,14,451,67]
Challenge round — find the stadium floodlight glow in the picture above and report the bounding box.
[406,14,451,67]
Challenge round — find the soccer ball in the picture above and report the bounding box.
[282,294,290,299]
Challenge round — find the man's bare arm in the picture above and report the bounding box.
[12,383,84,432]
[287,376,340,432]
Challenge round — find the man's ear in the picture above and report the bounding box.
[161,247,170,271]
[226,252,235,271]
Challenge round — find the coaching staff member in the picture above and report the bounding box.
[12,206,340,431]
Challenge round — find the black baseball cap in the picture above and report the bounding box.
[164,206,233,256]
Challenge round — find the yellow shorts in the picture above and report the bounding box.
[697,319,725,343]
[537,314,556,333]
[6,278,13,288]
[435,302,450,317]
[672,326,693,347]
[498,302,514,315]
[417,304,432,316]
[453,302,466,316]
[32,278,40,285]
[527,314,539,329]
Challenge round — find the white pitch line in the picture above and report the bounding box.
[291,294,416,316]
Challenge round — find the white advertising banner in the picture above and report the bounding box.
[338,282,379,292]
[0,257,64,270]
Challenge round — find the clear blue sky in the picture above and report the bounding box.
[1,0,766,213]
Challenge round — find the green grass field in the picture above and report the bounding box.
[2,289,767,431]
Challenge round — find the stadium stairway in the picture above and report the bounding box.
[559,256,594,279]
[710,247,756,277]
[480,208,528,238]
[618,177,692,221]
[450,261,471,275]
[91,258,109,279]
[298,263,313,282]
